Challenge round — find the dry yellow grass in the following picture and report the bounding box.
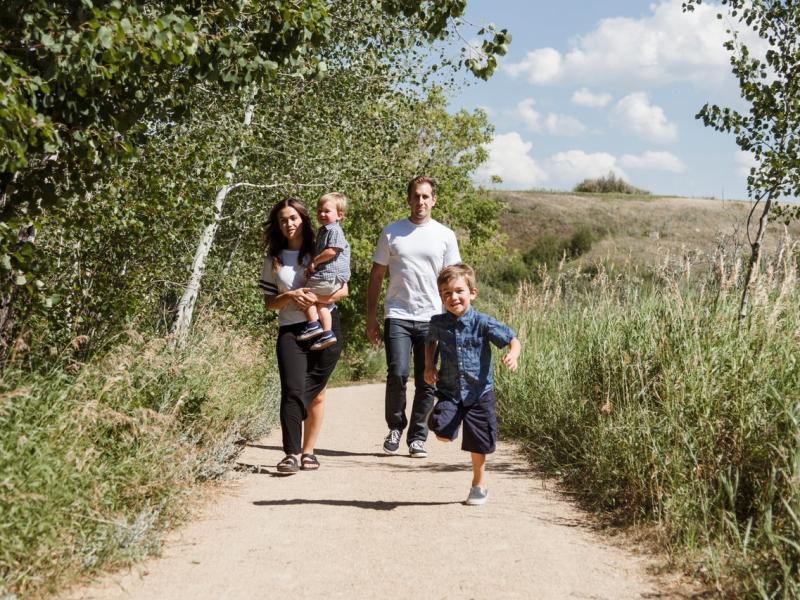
[496,191,800,268]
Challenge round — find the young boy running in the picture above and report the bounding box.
[424,263,521,505]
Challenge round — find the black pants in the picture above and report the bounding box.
[276,310,343,455]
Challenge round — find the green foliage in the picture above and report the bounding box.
[683,1,800,205]
[573,172,649,195]
[0,0,510,360]
[523,227,595,268]
[0,319,276,596]
[494,249,800,598]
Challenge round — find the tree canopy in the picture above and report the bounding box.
[0,0,510,364]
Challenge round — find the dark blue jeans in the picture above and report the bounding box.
[383,318,435,444]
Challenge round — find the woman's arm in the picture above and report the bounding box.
[313,282,349,305]
[263,287,317,311]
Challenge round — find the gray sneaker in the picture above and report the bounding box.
[409,440,428,458]
[383,429,402,454]
[465,486,489,506]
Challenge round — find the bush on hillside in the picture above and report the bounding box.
[523,226,596,269]
[573,172,649,195]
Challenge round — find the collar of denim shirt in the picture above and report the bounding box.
[444,305,477,326]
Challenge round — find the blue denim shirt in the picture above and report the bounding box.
[426,307,515,406]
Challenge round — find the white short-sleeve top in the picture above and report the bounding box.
[372,218,461,321]
[258,250,311,327]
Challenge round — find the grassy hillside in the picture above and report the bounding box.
[495,191,800,269]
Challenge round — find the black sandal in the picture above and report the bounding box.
[276,454,299,474]
[300,453,320,471]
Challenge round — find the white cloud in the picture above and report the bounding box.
[613,92,678,143]
[544,150,625,187]
[543,114,587,136]
[502,0,741,89]
[516,98,541,131]
[504,47,562,84]
[571,88,612,108]
[515,98,587,136]
[735,150,758,176]
[620,151,686,173]
[474,132,548,188]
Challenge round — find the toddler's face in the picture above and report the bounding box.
[317,200,342,225]
[439,276,477,317]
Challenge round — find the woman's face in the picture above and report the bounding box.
[277,206,303,243]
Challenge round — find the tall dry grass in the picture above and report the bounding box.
[0,318,277,597]
[494,232,800,598]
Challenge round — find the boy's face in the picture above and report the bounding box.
[439,276,477,317]
[317,199,342,225]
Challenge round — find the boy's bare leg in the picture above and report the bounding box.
[318,304,332,331]
[305,304,319,323]
[470,452,486,488]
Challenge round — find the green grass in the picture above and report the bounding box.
[0,318,278,597]
[492,246,800,597]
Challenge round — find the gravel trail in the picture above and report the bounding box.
[69,383,684,600]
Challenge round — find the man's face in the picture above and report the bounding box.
[407,182,436,224]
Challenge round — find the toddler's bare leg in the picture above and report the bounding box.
[305,304,319,323]
[318,304,332,331]
[470,452,486,488]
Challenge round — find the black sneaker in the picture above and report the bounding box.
[310,331,337,350]
[297,322,323,341]
[383,429,401,454]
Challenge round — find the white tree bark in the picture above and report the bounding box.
[170,87,258,347]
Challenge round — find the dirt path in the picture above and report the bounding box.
[70,384,685,599]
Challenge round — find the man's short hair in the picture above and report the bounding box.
[406,175,437,199]
[438,263,477,291]
[318,191,348,215]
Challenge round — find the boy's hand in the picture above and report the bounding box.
[501,338,521,372]
[424,366,438,385]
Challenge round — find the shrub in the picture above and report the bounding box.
[568,226,594,257]
[523,226,596,270]
[574,172,649,195]
[0,319,277,597]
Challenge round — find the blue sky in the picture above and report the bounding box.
[448,0,755,199]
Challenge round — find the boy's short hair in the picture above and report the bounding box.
[438,263,477,291]
[406,175,437,199]
[319,192,348,215]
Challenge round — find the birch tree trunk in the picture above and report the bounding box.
[170,88,257,347]
[738,191,775,324]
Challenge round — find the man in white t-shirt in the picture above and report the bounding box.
[367,176,461,458]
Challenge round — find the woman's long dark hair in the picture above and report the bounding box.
[263,198,316,266]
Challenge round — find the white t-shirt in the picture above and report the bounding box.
[258,250,311,327]
[373,218,461,321]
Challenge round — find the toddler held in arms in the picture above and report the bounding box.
[297,192,351,350]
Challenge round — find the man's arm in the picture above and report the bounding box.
[424,341,439,385]
[366,262,387,345]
